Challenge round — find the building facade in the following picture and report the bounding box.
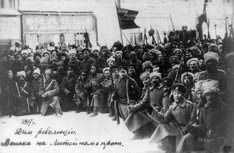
[0,0,122,51]
[0,0,21,52]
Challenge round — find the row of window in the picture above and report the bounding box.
[0,0,17,9]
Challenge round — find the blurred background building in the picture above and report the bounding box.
[0,0,233,51]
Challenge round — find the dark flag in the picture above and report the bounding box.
[117,8,140,29]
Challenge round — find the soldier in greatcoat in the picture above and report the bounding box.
[176,80,229,153]
[29,68,42,113]
[39,68,62,117]
[112,65,141,121]
[150,83,194,153]
[13,71,31,116]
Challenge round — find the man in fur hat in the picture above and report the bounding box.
[142,61,153,73]
[176,80,229,153]
[196,52,227,92]
[120,71,157,139]
[128,71,169,115]
[114,50,128,68]
[107,56,116,68]
[187,58,200,74]
[75,71,90,113]
[80,48,96,72]
[13,71,31,116]
[39,68,62,117]
[30,68,42,113]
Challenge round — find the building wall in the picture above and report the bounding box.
[19,0,122,49]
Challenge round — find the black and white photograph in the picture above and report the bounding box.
[0,0,234,153]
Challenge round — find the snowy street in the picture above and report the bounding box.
[0,112,162,153]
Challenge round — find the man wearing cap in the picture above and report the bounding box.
[68,49,82,75]
[84,64,104,117]
[128,71,169,120]
[100,67,114,117]
[13,71,31,116]
[60,67,77,111]
[150,83,194,153]
[39,68,62,117]
[75,71,90,113]
[112,65,140,121]
[124,71,157,139]
[114,50,128,68]
[80,48,96,72]
[30,68,42,113]
[109,65,119,120]
[129,72,165,113]
[181,72,194,101]
[128,64,143,88]
[12,54,24,75]
[196,52,227,92]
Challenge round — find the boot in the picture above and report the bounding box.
[86,107,91,114]
[90,107,98,117]
[108,107,114,117]
[55,108,62,117]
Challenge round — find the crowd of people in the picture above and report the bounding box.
[0,31,234,153]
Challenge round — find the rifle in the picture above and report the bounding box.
[112,79,120,125]
[169,14,176,33]
[169,14,179,41]
[225,16,228,37]
[143,28,148,45]
[207,19,211,40]
[155,28,162,44]
[174,51,186,83]
[114,99,120,125]
[170,116,188,136]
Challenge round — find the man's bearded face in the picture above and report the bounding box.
[142,77,150,86]
[189,61,199,72]
[206,60,217,73]
[151,76,160,86]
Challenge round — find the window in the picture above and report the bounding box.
[0,0,4,8]
[0,0,16,8]
[9,0,16,8]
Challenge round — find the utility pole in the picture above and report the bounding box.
[116,0,121,8]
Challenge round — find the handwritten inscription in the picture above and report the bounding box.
[1,138,31,146]
[35,127,77,138]
[0,119,124,149]
[21,119,36,126]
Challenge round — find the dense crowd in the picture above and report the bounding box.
[0,32,234,153]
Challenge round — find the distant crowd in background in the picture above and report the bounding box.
[0,30,234,153]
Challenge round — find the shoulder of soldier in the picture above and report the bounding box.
[195,70,207,79]
[128,76,138,85]
[51,79,58,84]
[217,69,227,76]
[185,99,194,105]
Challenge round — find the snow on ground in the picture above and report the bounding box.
[0,112,163,153]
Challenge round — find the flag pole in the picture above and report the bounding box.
[115,2,124,45]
